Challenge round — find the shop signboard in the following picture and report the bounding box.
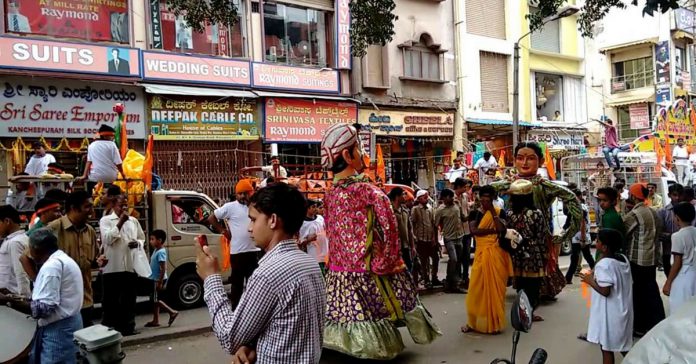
[656,99,696,145]
[0,36,140,77]
[629,103,650,130]
[675,8,696,32]
[4,0,129,43]
[148,95,260,140]
[142,51,250,86]
[252,63,340,94]
[358,109,455,136]
[0,77,146,138]
[335,0,351,69]
[263,98,357,143]
[526,130,585,149]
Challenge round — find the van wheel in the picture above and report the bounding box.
[170,273,203,310]
[560,239,572,256]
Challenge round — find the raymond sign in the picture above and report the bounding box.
[335,0,351,69]
[142,51,250,86]
[629,103,650,130]
[358,109,455,136]
[4,0,129,43]
[148,95,260,140]
[0,77,145,138]
[252,63,340,93]
[264,98,357,143]
[0,36,140,77]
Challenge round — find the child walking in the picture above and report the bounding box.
[581,228,633,364]
[663,202,696,314]
[145,229,179,327]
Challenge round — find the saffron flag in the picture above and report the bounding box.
[495,150,506,178]
[376,145,386,183]
[543,144,556,180]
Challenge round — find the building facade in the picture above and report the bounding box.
[351,0,456,188]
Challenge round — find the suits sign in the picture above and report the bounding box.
[4,0,129,43]
[0,77,146,138]
[0,36,140,78]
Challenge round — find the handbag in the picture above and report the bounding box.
[131,240,152,278]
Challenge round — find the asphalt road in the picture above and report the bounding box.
[125,279,645,364]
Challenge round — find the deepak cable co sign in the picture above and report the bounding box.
[0,77,146,138]
[263,98,357,143]
[0,35,140,77]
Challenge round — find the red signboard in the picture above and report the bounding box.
[4,0,129,43]
[629,103,650,130]
[264,98,358,143]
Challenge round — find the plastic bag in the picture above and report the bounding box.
[131,241,152,278]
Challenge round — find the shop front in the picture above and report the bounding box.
[0,76,146,183]
[358,108,455,188]
[145,90,262,200]
[263,97,358,176]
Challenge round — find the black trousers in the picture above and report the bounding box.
[516,276,542,310]
[565,244,596,282]
[460,235,472,282]
[80,307,94,328]
[630,263,666,334]
[401,248,413,272]
[661,239,672,277]
[101,271,137,334]
[229,252,259,310]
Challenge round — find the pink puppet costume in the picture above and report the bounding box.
[320,123,440,360]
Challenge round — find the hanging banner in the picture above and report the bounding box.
[656,99,695,145]
[335,0,351,69]
[629,103,650,130]
[148,95,260,140]
[0,77,146,138]
[148,0,163,49]
[263,98,357,143]
[4,0,129,43]
[655,41,671,84]
[0,36,140,77]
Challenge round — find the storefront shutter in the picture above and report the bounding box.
[530,7,560,53]
[273,0,334,11]
[466,0,506,39]
[480,52,510,113]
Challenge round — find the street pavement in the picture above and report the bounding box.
[124,253,672,363]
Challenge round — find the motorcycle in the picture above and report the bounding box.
[490,290,548,364]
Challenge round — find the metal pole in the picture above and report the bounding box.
[513,42,521,151]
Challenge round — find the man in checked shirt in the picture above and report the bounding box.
[196,183,326,364]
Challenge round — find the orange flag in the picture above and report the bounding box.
[495,150,506,178]
[544,144,556,180]
[376,145,386,183]
[141,134,154,190]
[654,137,663,177]
[663,123,673,168]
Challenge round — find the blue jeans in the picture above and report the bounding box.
[602,144,630,168]
[444,237,464,286]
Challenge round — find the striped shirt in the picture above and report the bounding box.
[204,240,326,364]
[624,202,663,267]
[411,204,436,242]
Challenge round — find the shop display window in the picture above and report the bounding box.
[154,0,246,57]
[534,73,563,122]
[263,2,329,67]
[4,0,130,43]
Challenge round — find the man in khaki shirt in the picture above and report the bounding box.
[388,187,415,273]
[48,191,99,326]
[435,189,466,293]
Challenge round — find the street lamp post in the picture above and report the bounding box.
[512,5,580,151]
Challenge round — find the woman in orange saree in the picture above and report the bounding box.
[462,185,513,334]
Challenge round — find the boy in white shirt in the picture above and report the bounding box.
[299,199,328,274]
[581,228,633,364]
[24,142,56,176]
[663,202,696,314]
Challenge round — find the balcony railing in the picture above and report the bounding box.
[611,70,654,93]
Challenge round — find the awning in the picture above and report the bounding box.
[599,37,658,53]
[253,90,360,103]
[673,30,693,40]
[466,118,538,127]
[605,88,655,107]
[142,84,257,98]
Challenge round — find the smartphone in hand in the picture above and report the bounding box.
[196,234,208,248]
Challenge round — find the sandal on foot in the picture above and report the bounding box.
[461,326,475,333]
[577,333,588,342]
[532,315,544,322]
[168,312,179,327]
[144,322,160,328]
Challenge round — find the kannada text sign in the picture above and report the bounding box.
[264,98,357,142]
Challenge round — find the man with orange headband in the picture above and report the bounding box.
[27,198,62,237]
[207,179,259,309]
[79,124,125,195]
[623,183,665,336]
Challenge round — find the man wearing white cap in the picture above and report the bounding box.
[320,123,440,360]
[411,189,440,288]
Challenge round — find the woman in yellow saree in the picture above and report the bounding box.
[462,185,513,334]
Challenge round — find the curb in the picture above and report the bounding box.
[122,326,212,348]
